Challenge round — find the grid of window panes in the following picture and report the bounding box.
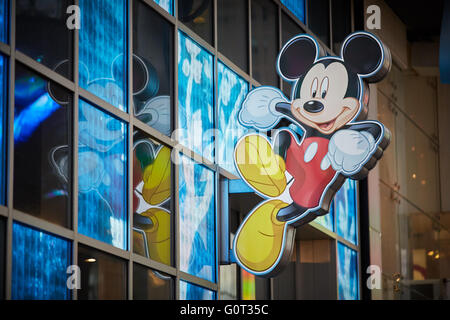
[0,0,361,300]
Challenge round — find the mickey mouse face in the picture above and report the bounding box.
[277,32,391,134]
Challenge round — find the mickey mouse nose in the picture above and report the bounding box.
[303,100,324,113]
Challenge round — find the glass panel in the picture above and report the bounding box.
[337,242,359,300]
[78,100,127,250]
[315,201,334,232]
[0,218,5,300]
[14,64,71,227]
[133,131,173,265]
[133,263,174,299]
[177,32,214,162]
[219,264,237,300]
[133,1,173,136]
[16,0,73,79]
[0,0,8,43]
[217,62,248,175]
[331,0,351,54]
[251,0,278,87]
[217,0,248,72]
[178,0,213,45]
[153,0,173,15]
[78,245,127,300]
[12,223,71,300]
[179,155,215,282]
[308,0,330,47]
[0,55,6,206]
[179,281,216,300]
[281,0,306,23]
[79,0,127,111]
[336,180,358,245]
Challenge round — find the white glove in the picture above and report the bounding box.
[238,86,287,130]
[327,129,376,175]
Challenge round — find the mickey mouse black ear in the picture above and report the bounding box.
[341,31,391,83]
[277,35,324,82]
[46,60,72,105]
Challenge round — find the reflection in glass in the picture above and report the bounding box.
[78,100,127,250]
[133,131,172,265]
[178,0,213,45]
[78,245,127,300]
[12,223,71,300]
[179,156,215,283]
[79,0,127,111]
[133,263,174,299]
[315,202,334,232]
[336,180,357,245]
[16,0,73,79]
[133,1,173,136]
[0,218,5,300]
[281,0,306,23]
[338,242,359,300]
[217,62,248,175]
[0,0,7,43]
[178,32,214,162]
[153,0,173,15]
[0,55,6,206]
[180,281,215,300]
[14,64,71,227]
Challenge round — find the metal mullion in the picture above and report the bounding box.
[178,271,218,292]
[218,167,238,181]
[77,233,130,260]
[140,0,176,26]
[350,0,355,32]
[336,237,359,252]
[247,0,252,79]
[5,0,15,300]
[0,206,7,217]
[216,53,252,85]
[177,23,215,57]
[132,253,177,277]
[0,42,10,56]
[134,118,177,149]
[329,0,333,50]
[176,144,216,172]
[127,0,133,300]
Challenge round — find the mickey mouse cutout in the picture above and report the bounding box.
[233,31,391,277]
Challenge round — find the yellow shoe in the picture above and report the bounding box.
[142,146,171,206]
[234,134,286,198]
[234,200,295,276]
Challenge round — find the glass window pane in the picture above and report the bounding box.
[281,0,306,23]
[179,155,216,282]
[315,202,334,232]
[133,1,173,136]
[0,0,8,43]
[78,245,127,300]
[217,62,248,175]
[0,55,6,206]
[178,0,213,45]
[179,280,216,300]
[16,0,73,79]
[332,0,352,53]
[308,0,330,47]
[0,218,5,300]
[177,32,214,162]
[251,0,279,87]
[78,100,127,250]
[79,0,127,111]
[336,180,358,245]
[217,0,248,72]
[153,0,173,15]
[133,130,173,266]
[14,63,71,227]
[12,222,71,300]
[133,263,174,299]
[337,242,359,300]
[219,264,237,300]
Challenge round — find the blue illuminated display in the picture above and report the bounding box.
[180,281,216,300]
[12,223,71,300]
[79,0,127,111]
[336,179,357,245]
[0,0,7,43]
[178,31,214,162]
[338,242,359,300]
[78,100,127,250]
[218,62,248,175]
[0,55,6,205]
[315,202,334,232]
[179,155,216,283]
[153,0,173,15]
[281,0,306,23]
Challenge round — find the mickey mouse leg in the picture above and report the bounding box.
[276,202,308,222]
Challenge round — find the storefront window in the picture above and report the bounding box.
[133,263,174,299]
[178,0,213,46]
[133,1,173,136]
[153,0,173,15]
[16,0,73,79]
[78,100,127,250]
[178,32,214,162]
[336,180,357,245]
[180,280,216,300]
[12,223,71,300]
[331,0,352,54]
[133,130,173,266]
[315,202,334,232]
[0,218,5,300]
[0,54,6,206]
[14,64,72,227]
[217,62,248,175]
[281,0,306,24]
[308,0,330,47]
[337,242,359,300]
[78,245,127,300]
[179,155,216,283]
[79,0,127,111]
[0,0,8,43]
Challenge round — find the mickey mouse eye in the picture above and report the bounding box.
[311,78,318,98]
[320,77,329,99]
